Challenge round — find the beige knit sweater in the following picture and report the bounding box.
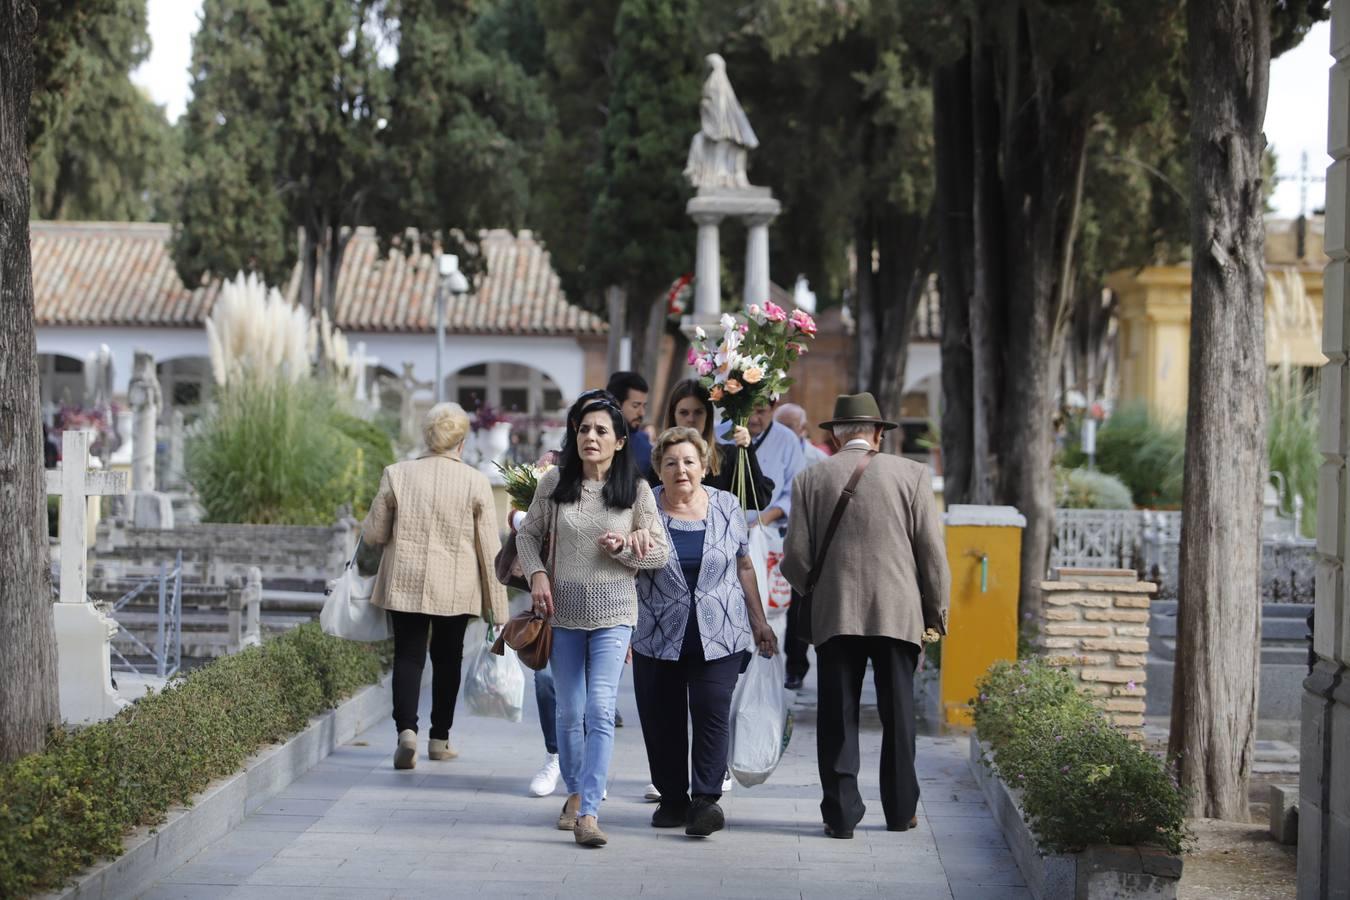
[516,467,669,630]
[361,453,508,622]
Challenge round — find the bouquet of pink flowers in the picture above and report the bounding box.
[687,300,816,506]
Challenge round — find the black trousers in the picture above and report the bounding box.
[389,610,471,740]
[784,590,811,680]
[815,635,920,831]
[632,650,742,805]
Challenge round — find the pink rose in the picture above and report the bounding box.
[790,309,817,334]
[695,357,714,376]
[687,347,698,365]
[763,300,788,323]
[749,304,762,317]
[738,324,748,334]
[725,379,743,394]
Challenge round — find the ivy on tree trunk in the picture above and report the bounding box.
[1167,0,1269,821]
[0,0,60,762]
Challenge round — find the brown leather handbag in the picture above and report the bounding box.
[491,609,553,670]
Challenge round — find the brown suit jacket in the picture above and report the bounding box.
[780,445,949,648]
[361,453,508,622]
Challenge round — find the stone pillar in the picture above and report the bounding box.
[1039,568,1154,739]
[693,212,723,320]
[167,409,185,487]
[128,350,160,492]
[743,214,774,310]
[1303,4,1350,894]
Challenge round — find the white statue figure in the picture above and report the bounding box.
[684,53,760,191]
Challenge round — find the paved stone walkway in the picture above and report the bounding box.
[144,648,1028,900]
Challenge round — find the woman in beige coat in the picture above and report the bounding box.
[362,402,508,769]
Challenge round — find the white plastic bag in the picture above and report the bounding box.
[464,623,525,722]
[320,540,391,642]
[747,525,792,617]
[728,650,792,786]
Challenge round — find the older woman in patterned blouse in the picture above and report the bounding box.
[634,426,778,838]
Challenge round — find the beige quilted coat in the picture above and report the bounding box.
[361,453,508,622]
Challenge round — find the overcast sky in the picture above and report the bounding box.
[130,5,1331,220]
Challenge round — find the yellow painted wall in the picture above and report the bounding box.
[1108,264,1325,421]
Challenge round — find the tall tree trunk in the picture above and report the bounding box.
[605,285,627,374]
[869,206,935,418]
[968,27,1005,506]
[640,290,665,392]
[0,0,60,762]
[298,224,318,317]
[1167,0,1268,821]
[934,52,976,506]
[854,213,876,394]
[624,290,662,387]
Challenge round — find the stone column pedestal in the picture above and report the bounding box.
[744,214,775,310]
[684,189,782,343]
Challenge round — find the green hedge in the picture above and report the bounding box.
[0,624,387,898]
[972,658,1190,855]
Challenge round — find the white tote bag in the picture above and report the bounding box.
[728,649,792,786]
[320,538,391,642]
[747,525,792,618]
[464,620,525,722]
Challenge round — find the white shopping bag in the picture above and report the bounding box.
[728,650,793,786]
[319,539,391,642]
[747,525,793,617]
[464,621,525,722]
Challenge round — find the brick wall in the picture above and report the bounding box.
[1039,567,1157,736]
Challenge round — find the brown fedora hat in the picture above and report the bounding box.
[818,392,898,431]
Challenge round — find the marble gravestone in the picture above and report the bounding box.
[682,52,782,341]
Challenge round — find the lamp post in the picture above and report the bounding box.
[435,253,469,404]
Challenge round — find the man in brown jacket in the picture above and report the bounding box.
[780,393,950,839]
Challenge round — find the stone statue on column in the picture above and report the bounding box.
[684,53,760,191]
[682,52,781,335]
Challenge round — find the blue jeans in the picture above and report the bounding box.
[535,664,557,755]
[551,625,631,818]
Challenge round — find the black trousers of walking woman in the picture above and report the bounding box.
[389,610,471,740]
[633,650,742,806]
[815,635,920,832]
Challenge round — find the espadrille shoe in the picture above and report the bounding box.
[556,793,580,831]
[573,815,607,847]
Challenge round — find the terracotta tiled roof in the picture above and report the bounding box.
[31,221,606,336]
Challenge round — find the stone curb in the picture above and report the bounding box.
[966,733,1182,899]
[46,671,392,900]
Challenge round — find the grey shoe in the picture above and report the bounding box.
[393,729,417,770]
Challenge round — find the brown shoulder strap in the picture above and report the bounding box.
[804,450,877,596]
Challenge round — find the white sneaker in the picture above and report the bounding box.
[529,753,561,797]
[643,783,662,801]
[722,770,735,792]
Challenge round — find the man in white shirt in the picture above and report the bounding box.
[774,403,829,465]
[773,403,828,688]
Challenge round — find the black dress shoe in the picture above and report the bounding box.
[685,799,726,837]
[887,816,919,832]
[651,801,689,828]
[823,823,854,839]
[785,675,805,690]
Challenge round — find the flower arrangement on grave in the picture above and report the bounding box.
[666,273,693,320]
[495,457,556,511]
[471,404,507,432]
[687,300,817,508]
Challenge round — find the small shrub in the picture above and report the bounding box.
[0,624,385,898]
[972,659,1189,855]
[1092,405,1185,508]
[187,380,391,524]
[1055,467,1134,509]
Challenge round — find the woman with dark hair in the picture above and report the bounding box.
[659,379,774,508]
[516,391,670,847]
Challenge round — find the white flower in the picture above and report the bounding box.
[720,313,737,334]
[695,326,707,340]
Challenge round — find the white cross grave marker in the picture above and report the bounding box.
[45,430,130,723]
[46,430,129,604]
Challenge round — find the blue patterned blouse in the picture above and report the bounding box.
[634,485,752,662]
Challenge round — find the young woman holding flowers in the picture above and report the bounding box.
[654,378,775,508]
[516,393,669,847]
